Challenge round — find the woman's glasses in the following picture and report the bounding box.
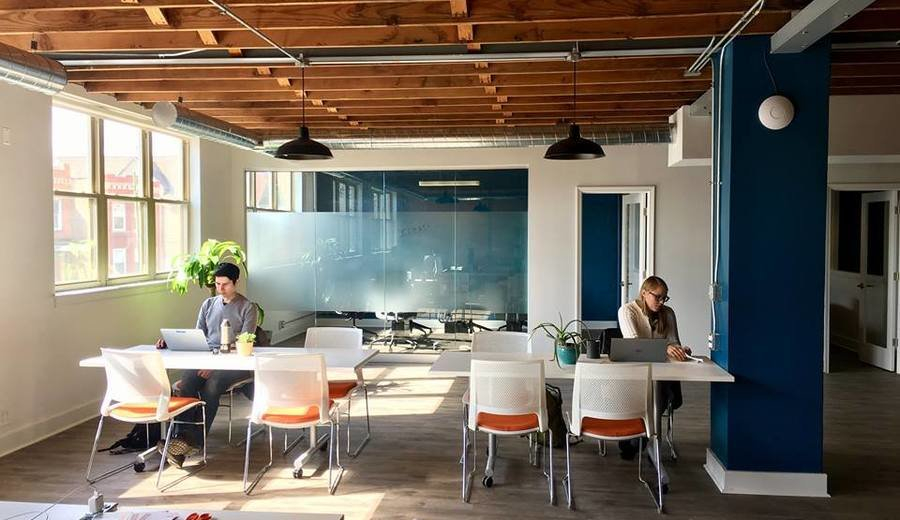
[647,291,670,303]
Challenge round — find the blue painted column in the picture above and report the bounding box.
[710,35,830,475]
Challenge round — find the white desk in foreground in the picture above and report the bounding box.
[0,501,342,520]
[429,351,735,382]
[79,345,378,373]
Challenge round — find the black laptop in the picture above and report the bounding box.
[609,338,669,362]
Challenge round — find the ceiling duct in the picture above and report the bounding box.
[264,126,670,152]
[170,105,262,150]
[0,42,66,95]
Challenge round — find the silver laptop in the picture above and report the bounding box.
[161,328,211,351]
[609,338,669,362]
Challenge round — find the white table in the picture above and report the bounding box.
[80,345,378,474]
[429,350,735,382]
[0,501,343,519]
[80,345,378,373]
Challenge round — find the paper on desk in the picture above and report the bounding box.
[684,354,704,363]
[122,512,179,520]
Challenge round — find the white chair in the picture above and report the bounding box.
[220,376,255,446]
[462,359,554,505]
[86,348,207,491]
[461,331,532,466]
[562,362,662,512]
[304,326,371,457]
[471,330,530,353]
[242,353,342,495]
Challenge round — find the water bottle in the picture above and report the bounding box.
[220,319,233,353]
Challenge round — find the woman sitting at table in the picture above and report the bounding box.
[617,275,689,492]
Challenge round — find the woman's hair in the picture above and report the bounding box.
[635,276,670,335]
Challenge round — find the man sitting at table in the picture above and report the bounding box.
[155,262,258,467]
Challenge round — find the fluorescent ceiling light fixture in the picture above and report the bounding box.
[456,197,484,201]
[418,180,481,187]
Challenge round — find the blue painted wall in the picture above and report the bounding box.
[710,36,829,473]
[581,194,622,321]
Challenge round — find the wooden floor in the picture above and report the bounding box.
[0,350,898,519]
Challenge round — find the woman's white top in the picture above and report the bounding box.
[617,300,681,345]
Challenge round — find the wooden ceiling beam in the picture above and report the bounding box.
[3,13,794,51]
[195,102,684,117]
[217,108,675,122]
[119,90,700,103]
[181,95,692,110]
[143,6,169,26]
[1,1,442,10]
[0,1,807,34]
[239,115,670,129]
[196,29,217,45]
[80,69,707,93]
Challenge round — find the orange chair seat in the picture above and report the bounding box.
[581,417,646,438]
[476,412,539,432]
[328,381,359,399]
[261,401,335,425]
[109,397,201,420]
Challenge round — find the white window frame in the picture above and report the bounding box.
[52,104,190,291]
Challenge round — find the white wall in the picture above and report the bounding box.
[0,83,237,457]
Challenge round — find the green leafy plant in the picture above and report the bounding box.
[236,332,256,344]
[167,239,247,296]
[531,314,593,365]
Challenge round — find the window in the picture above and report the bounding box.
[52,106,189,289]
[53,199,63,232]
[245,171,295,212]
[110,203,126,232]
[111,248,127,277]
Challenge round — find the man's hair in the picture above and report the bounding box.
[214,262,240,283]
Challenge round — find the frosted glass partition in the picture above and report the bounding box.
[247,169,527,344]
[246,211,316,312]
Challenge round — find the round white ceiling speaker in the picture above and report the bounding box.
[758,95,794,130]
[151,101,178,128]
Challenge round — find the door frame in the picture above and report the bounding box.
[575,185,656,327]
[825,182,900,375]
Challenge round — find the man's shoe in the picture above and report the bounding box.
[619,444,637,461]
[158,437,193,456]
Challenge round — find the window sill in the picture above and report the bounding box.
[55,279,172,306]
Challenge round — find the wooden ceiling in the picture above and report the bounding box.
[2,0,900,141]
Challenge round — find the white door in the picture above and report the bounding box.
[858,191,898,372]
[621,193,648,303]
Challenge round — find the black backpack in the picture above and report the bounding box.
[537,383,567,448]
[98,423,161,455]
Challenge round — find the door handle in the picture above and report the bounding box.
[857,283,865,289]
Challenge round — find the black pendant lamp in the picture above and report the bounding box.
[544,46,605,160]
[275,65,333,160]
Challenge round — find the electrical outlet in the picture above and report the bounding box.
[1,127,10,146]
[0,410,9,426]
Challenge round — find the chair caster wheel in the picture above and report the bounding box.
[482,476,493,488]
[133,462,145,473]
[293,469,303,479]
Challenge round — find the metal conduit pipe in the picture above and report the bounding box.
[171,105,261,150]
[0,42,66,95]
[57,47,707,68]
[262,126,670,151]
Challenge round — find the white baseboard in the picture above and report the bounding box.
[0,399,100,459]
[704,449,829,498]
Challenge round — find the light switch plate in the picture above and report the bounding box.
[1,127,10,146]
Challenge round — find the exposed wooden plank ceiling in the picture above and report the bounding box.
[1,0,900,140]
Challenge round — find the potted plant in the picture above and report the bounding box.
[167,239,247,296]
[531,315,592,367]
[236,332,256,357]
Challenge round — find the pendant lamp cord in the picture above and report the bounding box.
[572,56,577,125]
[301,65,306,127]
